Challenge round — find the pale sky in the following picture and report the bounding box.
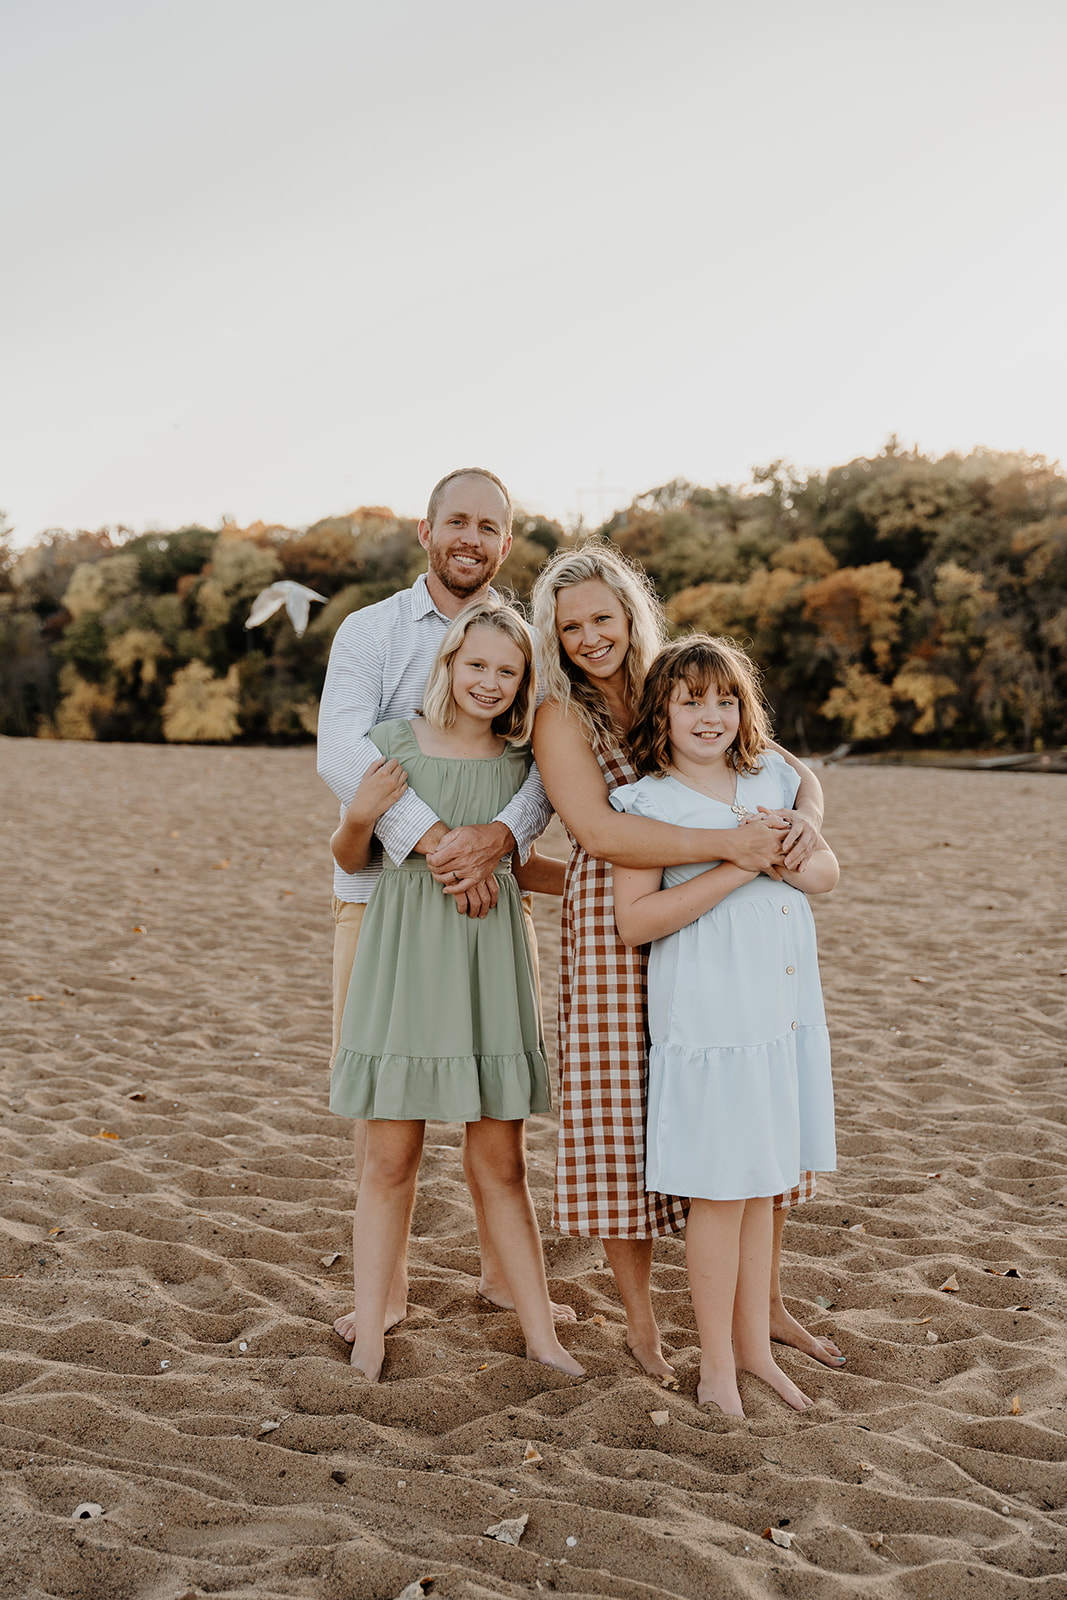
[2,0,1065,545]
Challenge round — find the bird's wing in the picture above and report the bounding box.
[245,585,289,630]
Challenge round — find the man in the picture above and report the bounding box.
[317,467,560,1336]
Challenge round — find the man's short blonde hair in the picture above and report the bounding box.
[425,468,513,535]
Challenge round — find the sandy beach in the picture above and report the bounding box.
[1,735,1065,1600]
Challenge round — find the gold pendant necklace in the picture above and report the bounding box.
[673,766,749,817]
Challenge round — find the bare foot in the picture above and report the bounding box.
[334,1300,407,1342]
[626,1333,676,1380]
[477,1282,578,1323]
[348,1335,385,1382]
[526,1342,585,1376]
[697,1367,745,1416]
[770,1304,844,1368]
[739,1354,814,1412]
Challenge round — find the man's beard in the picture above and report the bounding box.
[429,548,494,598]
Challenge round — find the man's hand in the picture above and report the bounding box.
[729,814,789,873]
[427,822,514,919]
[757,806,821,871]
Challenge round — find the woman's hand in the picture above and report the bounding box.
[756,806,821,870]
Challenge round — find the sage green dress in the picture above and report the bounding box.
[330,719,551,1122]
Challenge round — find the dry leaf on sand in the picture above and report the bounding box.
[392,1582,435,1600]
[259,1420,281,1434]
[762,1527,795,1548]
[126,1091,146,1101]
[92,1129,120,1140]
[984,1266,1021,1278]
[1011,1395,1021,1415]
[938,1273,960,1292]
[485,1512,528,1546]
[649,1410,670,1426]
[523,1442,543,1464]
[319,1252,342,1268]
[849,1223,865,1233]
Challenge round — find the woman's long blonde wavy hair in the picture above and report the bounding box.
[530,541,667,750]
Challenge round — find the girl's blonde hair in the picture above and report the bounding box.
[421,597,536,745]
[530,540,667,750]
[628,634,772,778]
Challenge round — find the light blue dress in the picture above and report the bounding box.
[610,752,836,1201]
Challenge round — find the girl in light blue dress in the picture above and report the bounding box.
[611,635,838,1417]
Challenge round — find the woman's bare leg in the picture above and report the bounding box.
[344,1120,424,1380]
[769,1204,845,1367]
[463,1118,583,1376]
[602,1237,674,1378]
[686,1198,745,1414]
[733,1198,813,1411]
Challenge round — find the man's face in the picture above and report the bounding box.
[418,475,513,601]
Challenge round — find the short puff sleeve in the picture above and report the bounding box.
[608,778,671,822]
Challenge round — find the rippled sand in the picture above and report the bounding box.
[1,736,1064,1599]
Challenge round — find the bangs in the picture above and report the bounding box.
[675,667,742,702]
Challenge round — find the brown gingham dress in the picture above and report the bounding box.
[551,731,814,1236]
[552,734,688,1239]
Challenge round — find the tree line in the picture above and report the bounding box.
[1,441,1064,752]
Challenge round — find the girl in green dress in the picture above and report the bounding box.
[330,598,583,1383]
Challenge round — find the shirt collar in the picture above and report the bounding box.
[410,571,499,623]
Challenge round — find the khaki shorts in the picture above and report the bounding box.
[329,892,540,1068]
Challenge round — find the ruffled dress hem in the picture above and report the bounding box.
[330,1049,551,1123]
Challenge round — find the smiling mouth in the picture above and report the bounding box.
[583,644,612,662]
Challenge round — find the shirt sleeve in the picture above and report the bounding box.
[316,612,440,864]
[494,758,553,863]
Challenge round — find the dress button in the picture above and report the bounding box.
[791,1021,798,1031]
[781,905,789,914]
[786,966,795,975]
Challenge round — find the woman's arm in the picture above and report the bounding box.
[330,758,408,874]
[514,845,567,897]
[533,701,788,874]
[765,741,823,868]
[613,861,758,946]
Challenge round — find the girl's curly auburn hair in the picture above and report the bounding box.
[627,634,772,778]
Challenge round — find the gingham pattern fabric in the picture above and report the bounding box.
[774,1171,816,1211]
[552,736,688,1239]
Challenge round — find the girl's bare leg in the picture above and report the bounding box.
[463,1118,584,1376]
[602,1237,674,1378]
[686,1198,745,1414]
[464,1131,577,1322]
[769,1204,845,1367]
[733,1198,813,1411]
[344,1120,425,1380]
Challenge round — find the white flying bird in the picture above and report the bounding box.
[245,581,327,638]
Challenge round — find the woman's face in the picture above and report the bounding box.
[554,579,631,686]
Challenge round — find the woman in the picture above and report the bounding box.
[531,543,843,1376]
